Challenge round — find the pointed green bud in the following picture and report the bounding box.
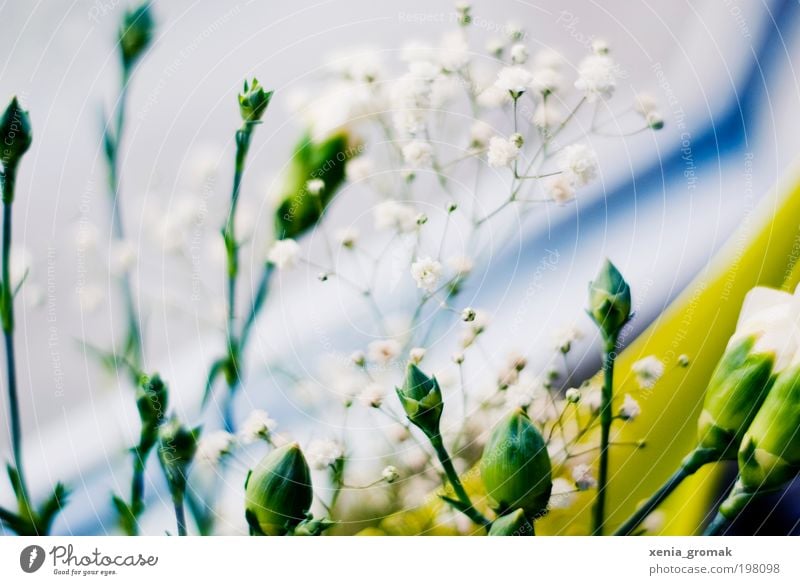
[135,374,168,453]
[274,132,354,239]
[480,408,552,519]
[736,362,800,492]
[0,97,32,172]
[395,364,443,438]
[119,3,154,70]
[587,259,631,344]
[245,443,313,536]
[488,508,533,536]
[238,78,273,125]
[157,417,199,498]
[696,336,775,458]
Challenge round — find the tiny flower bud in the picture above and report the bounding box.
[245,443,314,536]
[678,354,690,367]
[0,97,33,172]
[395,364,443,439]
[158,417,199,499]
[238,78,273,124]
[118,3,154,70]
[382,465,400,484]
[446,201,458,213]
[416,213,428,225]
[510,132,524,148]
[488,508,533,536]
[480,408,552,518]
[587,259,632,345]
[317,272,329,282]
[305,178,325,196]
[136,374,168,451]
[350,350,366,367]
[452,352,465,364]
[565,388,581,403]
[409,347,426,364]
[461,307,477,322]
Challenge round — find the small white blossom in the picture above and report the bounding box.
[305,178,325,196]
[559,143,599,187]
[504,20,524,41]
[335,226,359,249]
[574,54,616,101]
[306,439,343,470]
[571,464,597,491]
[591,38,610,55]
[494,65,533,98]
[452,352,465,364]
[350,350,366,367]
[267,239,301,269]
[402,140,434,168]
[584,385,603,414]
[487,136,520,168]
[327,47,383,82]
[552,325,583,353]
[485,38,504,57]
[196,431,235,467]
[367,339,401,364]
[532,101,563,128]
[346,156,375,182]
[631,356,665,389]
[448,255,474,276]
[359,383,385,408]
[461,307,477,322]
[642,510,666,533]
[409,347,426,364]
[373,201,418,233]
[469,120,495,147]
[645,111,664,130]
[382,465,400,484]
[633,92,659,116]
[438,31,470,71]
[477,85,510,109]
[510,43,528,64]
[239,410,277,444]
[411,257,443,293]
[546,176,575,204]
[531,67,563,95]
[565,387,581,403]
[549,477,576,509]
[505,381,538,409]
[400,40,435,63]
[619,393,641,420]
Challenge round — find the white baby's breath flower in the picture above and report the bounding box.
[306,439,343,470]
[346,156,375,182]
[619,393,641,420]
[549,477,576,509]
[359,383,385,408]
[401,40,434,63]
[402,140,434,168]
[584,384,603,414]
[532,101,563,128]
[196,431,235,467]
[239,410,277,444]
[533,48,564,70]
[574,54,616,101]
[411,257,443,293]
[448,254,474,276]
[267,239,301,269]
[531,67,563,95]
[382,465,400,484]
[510,43,528,64]
[642,510,666,533]
[438,31,470,71]
[485,38,504,57]
[409,347,426,364]
[305,178,325,196]
[487,136,520,168]
[335,226,359,249]
[633,92,659,116]
[469,120,495,147]
[559,143,598,187]
[505,381,538,409]
[552,325,583,353]
[373,201,418,233]
[632,355,665,389]
[565,387,581,403]
[571,463,597,491]
[505,20,524,41]
[591,38,610,55]
[367,339,401,364]
[327,47,383,82]
[546,176,575,205]
[477,85,510,109]
[494,65,533,98]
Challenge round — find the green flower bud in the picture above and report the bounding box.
[395,364,443,439]
[135,374,168,453]
[696,336,775,458]
[119,3,154,70]
[245,443,313,536]
[587,259,631,344]
[480,408,552,519]
[488,508,533,536]
[0,97,32,172]
[157,417,199,498]
[274,132,354,239]
[238,78,273,125]
[737,362,800,492]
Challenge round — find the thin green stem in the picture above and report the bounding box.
[429,434,490,528]
[173,494,187,536]
[613,448,716,536]
[592,340,617,535]
[703,512,731,536]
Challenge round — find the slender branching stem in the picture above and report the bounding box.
[429,434,491,528]
[592,338,617,535]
